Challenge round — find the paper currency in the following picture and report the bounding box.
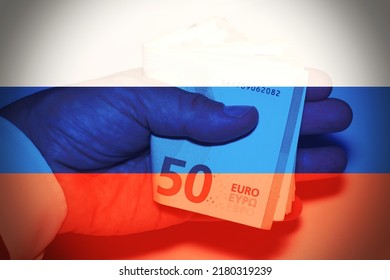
[144,18,308,229]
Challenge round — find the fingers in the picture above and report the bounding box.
[295,146,348,173]
[299,68,352,178]
[300,98,353,135]
[134,87,259,143]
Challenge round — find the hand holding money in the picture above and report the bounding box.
[151,84,351,228]
[145,19,352,229]
[0,79,351,235]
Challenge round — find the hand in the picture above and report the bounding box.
[0,70,352,236]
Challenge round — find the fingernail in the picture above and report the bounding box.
[223,105,254,117]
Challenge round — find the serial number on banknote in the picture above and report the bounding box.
[221,80,281,97]
[239,86,281,97]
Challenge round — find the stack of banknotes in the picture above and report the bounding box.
[144,18,308,229]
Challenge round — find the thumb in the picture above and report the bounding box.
[135,87,259,143]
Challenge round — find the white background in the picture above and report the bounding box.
[0,0,389,86]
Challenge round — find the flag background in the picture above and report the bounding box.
[0,0,389,259]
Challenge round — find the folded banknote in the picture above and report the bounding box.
[151,86,305,229]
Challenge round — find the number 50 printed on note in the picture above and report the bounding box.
[151,86,306,229]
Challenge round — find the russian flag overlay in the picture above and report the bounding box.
[0,0,389,262]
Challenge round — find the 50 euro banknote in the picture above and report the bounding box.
[151,86,306,229]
